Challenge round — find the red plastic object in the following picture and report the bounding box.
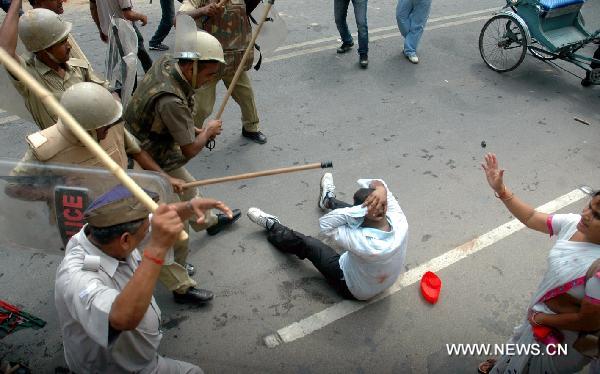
[420,271,442,304]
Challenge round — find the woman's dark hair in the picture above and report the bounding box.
[595,190,600,197]
[88,218,146,245]
[353,188,375,206]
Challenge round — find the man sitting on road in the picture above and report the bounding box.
[248,174,409,300]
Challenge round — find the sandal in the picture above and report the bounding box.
[477,358,496,374]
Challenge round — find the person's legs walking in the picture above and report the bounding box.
[133,23,153,72]
[395,0,412,39]
[352,0,369,56]
[334,0,354,52]
[149,0,175,50]
[405,0,432,58]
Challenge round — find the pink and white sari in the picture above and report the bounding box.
[493,214,600,374]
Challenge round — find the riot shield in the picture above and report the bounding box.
[0,41,34,122]
[0,158,176,255]
[105,18,138,108]
[251,2,287,57]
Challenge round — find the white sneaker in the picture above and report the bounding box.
[407,54,419,64]
[247,207,280,229]
[318,173,336,210]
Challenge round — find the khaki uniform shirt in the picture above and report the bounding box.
[55,226,163,373]
[154,95,196,147]
[10,55,109,129]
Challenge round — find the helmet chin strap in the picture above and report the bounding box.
[42,49,62,65]
[192,61,199,89]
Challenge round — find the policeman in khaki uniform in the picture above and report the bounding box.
[14,83,185,193]
[179,0,268,144]
[27,0,93,67]
[0,0,109,129]
[126,20,241,304]
[55,184,233,373]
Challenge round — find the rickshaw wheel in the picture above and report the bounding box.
[479,14,527,72]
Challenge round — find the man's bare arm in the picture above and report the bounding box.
[0,0,22,60]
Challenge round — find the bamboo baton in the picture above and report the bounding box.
[0,47,188,240]
[207,0,275,150]
[182,161,333,188]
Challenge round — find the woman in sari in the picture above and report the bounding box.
[478,153,600,374]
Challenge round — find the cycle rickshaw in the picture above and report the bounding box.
[478,0,600,86]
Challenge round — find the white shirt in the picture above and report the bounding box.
[54,226,163,374]
[319,179,409,300]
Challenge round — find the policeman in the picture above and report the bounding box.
[55,184,233,373]
[179,0,268,144]
[14,82,185,192]
[27,0,91,65]
[125,22,241,303]
[0,0,110,129]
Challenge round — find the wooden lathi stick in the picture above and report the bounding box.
[182,161,333,189]
[0,47,188,240]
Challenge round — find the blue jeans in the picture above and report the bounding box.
[149,0,174,46]
[334,0,369,55]
[396,0,432,57]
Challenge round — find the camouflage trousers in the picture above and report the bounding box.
[194,71,260,132]
[158,166,218,293]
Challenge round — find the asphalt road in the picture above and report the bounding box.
[0,0,599,373]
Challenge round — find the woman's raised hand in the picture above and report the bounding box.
[481,153,505,193]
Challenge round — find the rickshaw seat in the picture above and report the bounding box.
[538,0,585,11]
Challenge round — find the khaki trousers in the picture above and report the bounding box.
[194,71,260,132]
[157,166,218,293]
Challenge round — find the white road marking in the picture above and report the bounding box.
[273,7,498,53]
[265,15,492,64]
[0,115,20,125]
[264,189,587,348]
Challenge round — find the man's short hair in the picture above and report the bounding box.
[353,188,375,206]
[88,218,145,245]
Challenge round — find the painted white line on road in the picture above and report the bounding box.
[273,7,498,53]
[0,115,20,125]
[264,189,587,348]
[265,16,491,64]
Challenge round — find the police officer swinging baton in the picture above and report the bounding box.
[0,47,189,241]
[207,0,275,150]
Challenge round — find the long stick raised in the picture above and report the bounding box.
[0,47,188,240]
[182,161,332,188]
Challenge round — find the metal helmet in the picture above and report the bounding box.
[60,83,122,131]
[174,14,225,63]
[18,8,72,53]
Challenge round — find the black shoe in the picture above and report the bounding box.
[149,43,169,51]
[185,263,195,277]
[359,53,368,68]
[206,209,241,236]
[241,129,267,144]
[173,287,214,304]
[337,42,354,54]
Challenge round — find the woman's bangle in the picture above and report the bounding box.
[530,311,542,326]
[495,186,514,202]
[144,251,164,266]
